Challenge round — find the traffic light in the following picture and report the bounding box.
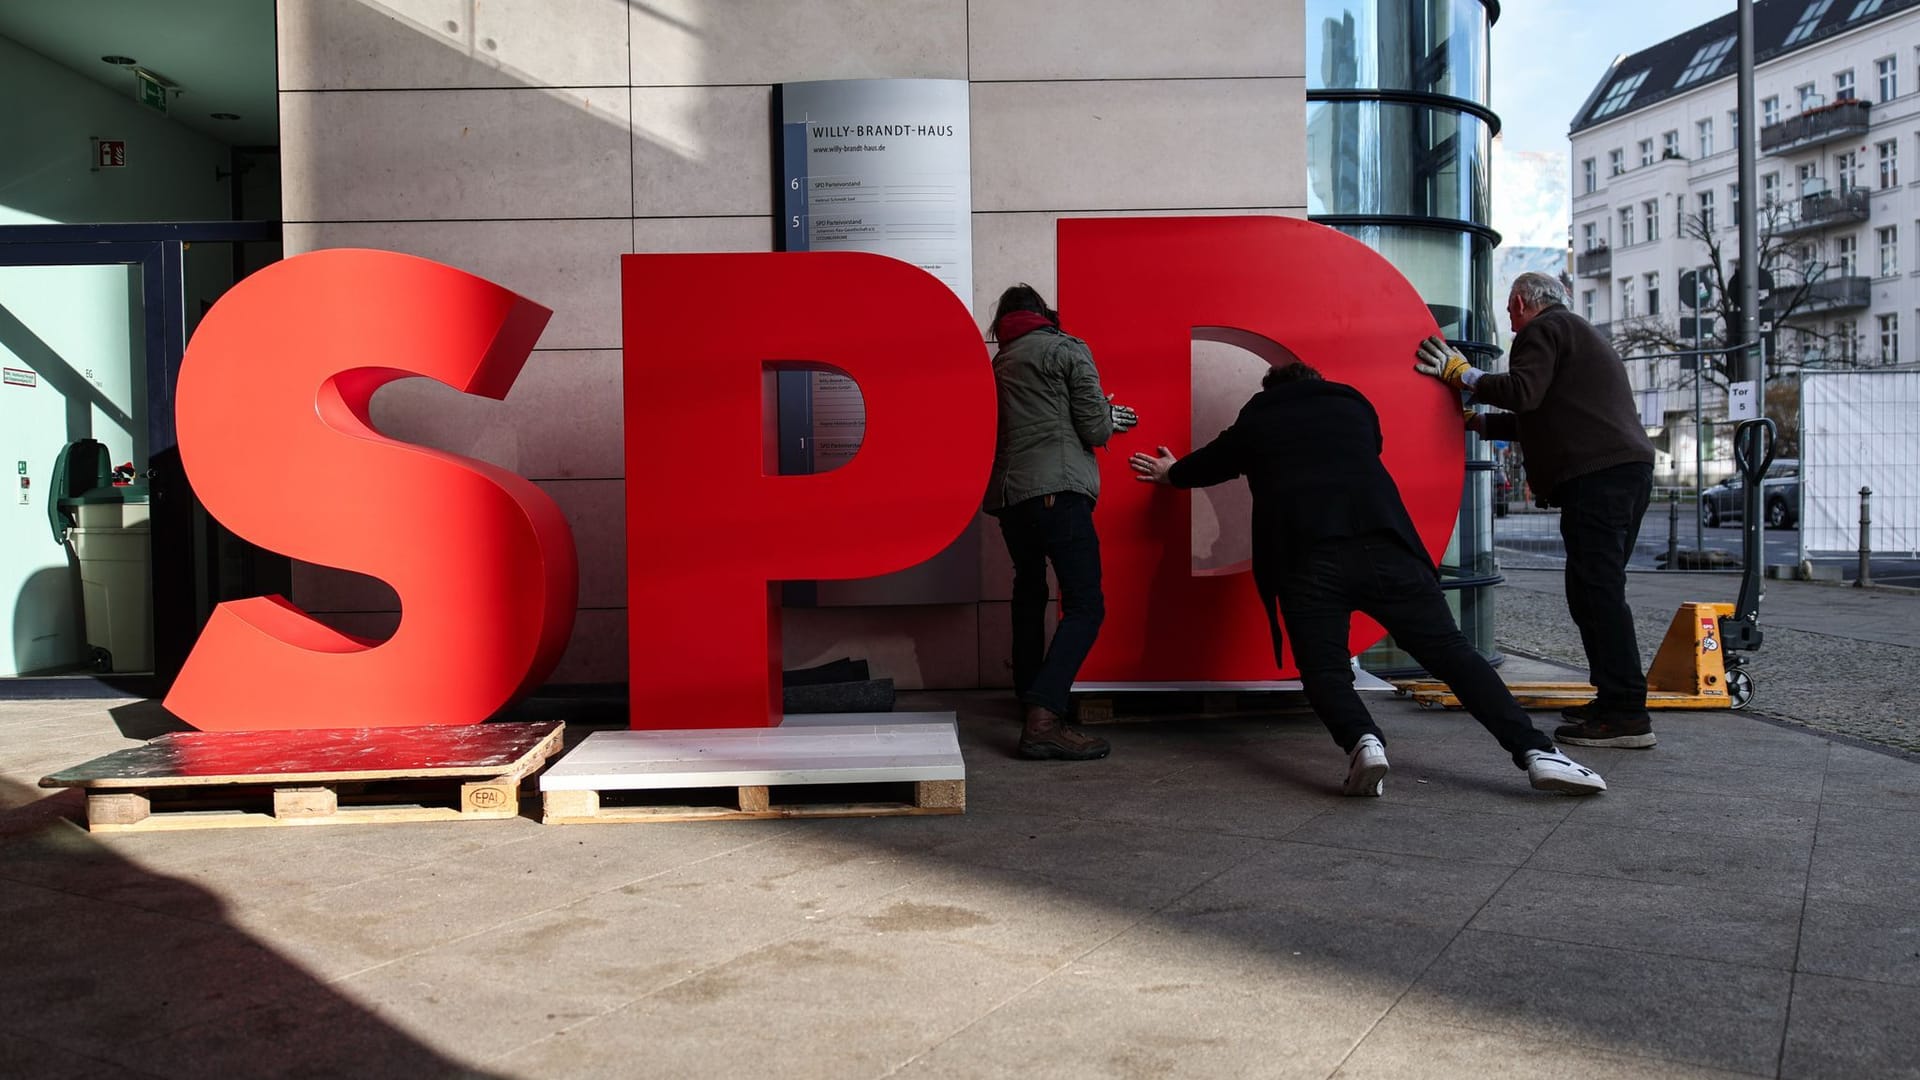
[1679,268,1712,309]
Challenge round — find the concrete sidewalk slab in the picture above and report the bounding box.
[2,680,1918,1078]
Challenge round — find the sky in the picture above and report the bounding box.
[1489,0,1735,247]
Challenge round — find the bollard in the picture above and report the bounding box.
[1856,487,1873,587]
[1666,491,1679,569]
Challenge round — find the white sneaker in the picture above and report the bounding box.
[1343,734,1389,796]
[1524,748,1607,795]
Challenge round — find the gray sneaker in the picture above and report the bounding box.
[1343,734,1389,796]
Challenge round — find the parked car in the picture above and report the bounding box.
[1700,458,1799,529]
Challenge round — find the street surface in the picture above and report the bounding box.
[1493,502,1920,588]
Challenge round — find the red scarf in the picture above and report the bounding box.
[995,310,1054,345]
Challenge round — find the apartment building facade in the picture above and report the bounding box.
[1569,0,1920,480]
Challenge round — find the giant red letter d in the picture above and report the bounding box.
[1060,216,1464,680]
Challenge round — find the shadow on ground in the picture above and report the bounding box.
[0,774,501,1078]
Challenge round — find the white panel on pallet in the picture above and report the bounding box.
[539,713,965,792]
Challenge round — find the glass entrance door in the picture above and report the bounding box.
[0,250,159,681]
[0,223,282,695]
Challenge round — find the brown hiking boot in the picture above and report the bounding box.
[1018,705,1111,761]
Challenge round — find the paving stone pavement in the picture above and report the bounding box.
[4,670,1920,1078]
[1493,567,1920,754]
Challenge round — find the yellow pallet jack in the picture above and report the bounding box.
[1398,418,1776,714]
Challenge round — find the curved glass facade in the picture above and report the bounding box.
[1306,0,1491,104]
[1305,104,1492,225]
[1306,0,1506,671]
[1311,222,1496,344]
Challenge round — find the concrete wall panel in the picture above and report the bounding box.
[975,599,1060,691]
[971,79,1305,212]
[292,563,397,614]
[972,207,1308,323]
[631,0,967,86]
[295,601,627,686]
[282,89,631,222]
[968,0,1300,81]
[369,350,625,481]
[288,478,621,613]
[782,605,979,690]
[543,479,627,610]
[630,215,773,254]
[280,2,1311,688]
[630,86,776,217]
[288,474,618,611]
[549,608,628,685]
[278,0,629,91]
[283,219,629,350]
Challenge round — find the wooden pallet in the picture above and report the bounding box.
[543,778,965,824]
[1395,602,1744,712]
[39,721,565,833]
[1072,670,1392,723]
[540,713,966,825]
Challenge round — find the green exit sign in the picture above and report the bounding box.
[137,73,166,113]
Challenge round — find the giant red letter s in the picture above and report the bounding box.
[164,249,578,730]
[623,253,995,729]
[1059,216,1464,680]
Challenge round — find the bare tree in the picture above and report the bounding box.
[1609,199,1832,387]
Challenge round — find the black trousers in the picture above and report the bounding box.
[998,492,1105,717]
[1554,462,1653,713]
[1277,533,1552,767]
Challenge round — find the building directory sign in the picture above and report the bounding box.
[779,79,972,472]
[778,78,972,304]
[775,78,977,605]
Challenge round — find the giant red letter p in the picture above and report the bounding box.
[623,253,995,729]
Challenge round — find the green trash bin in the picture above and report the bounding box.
[49,442,152,674]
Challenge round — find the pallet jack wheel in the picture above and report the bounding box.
[1726,667,1754,710]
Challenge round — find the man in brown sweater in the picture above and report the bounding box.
[1414,272,1659,749]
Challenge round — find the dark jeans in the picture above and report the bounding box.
[998,492,1105,718]
[1554,462,1653,713]
[1278,533,1552,767]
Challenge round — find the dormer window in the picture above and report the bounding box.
[1676,37,1734,87]
[1593,70,1650,118]
[1786,0,1834,46]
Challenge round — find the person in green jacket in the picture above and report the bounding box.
[984,284,1137,760]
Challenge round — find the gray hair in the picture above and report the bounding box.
[1509,272,1568,311]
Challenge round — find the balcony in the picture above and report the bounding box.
[1761,99,1871,156]
[1776,189,1871,236]
[1790,275,1872,313]
[1576,245,1612,278]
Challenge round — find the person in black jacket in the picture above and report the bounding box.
[1129,361,1604,797]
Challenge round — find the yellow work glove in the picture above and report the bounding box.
[1413,336,1477,390]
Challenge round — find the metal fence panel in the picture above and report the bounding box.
[1801,371,1920,557]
